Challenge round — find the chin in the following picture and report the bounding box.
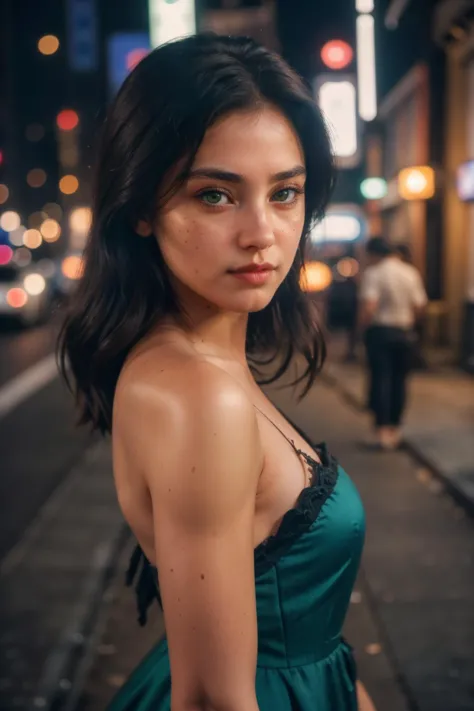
[218,289,276,314]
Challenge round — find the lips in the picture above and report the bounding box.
[230,263,275,274]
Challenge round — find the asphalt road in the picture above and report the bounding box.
[0,313,96,562]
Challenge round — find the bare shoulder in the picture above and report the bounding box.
[113,341,263,520]
[114,340,256,439]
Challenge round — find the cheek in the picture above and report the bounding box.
[156,214,216,278]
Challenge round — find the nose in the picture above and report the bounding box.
[236,206,275,252]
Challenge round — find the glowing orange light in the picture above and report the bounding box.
[23,229,43,249]
[62,255,84,280]
[40,219,61,242]
[59,175,79,195]
[299,262,333,293]
[38,35,60,56]
[398,166,435,200]
[7,288,28,308]
[321,40,353,70]
[337,258,360,278]
[56,110,79,132]
[0,184,9,205]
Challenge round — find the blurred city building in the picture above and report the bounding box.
[433,0,474,371]
[200,0,279,50]
[360,0,474,371]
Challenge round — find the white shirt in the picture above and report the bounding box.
[360,256,428,329]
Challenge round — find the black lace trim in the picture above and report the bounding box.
[125,545,161,626]
[254,442,339,577]
[126,440,339,626]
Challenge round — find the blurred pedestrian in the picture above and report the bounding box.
[326,274,359,361]
[360,237,428,450]
[394,243,427,369]
[394,243,412,264]
[59,34,372,711]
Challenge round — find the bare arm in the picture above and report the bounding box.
[120,365,263,711]
[358,268,379,331]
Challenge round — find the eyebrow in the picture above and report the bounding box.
[186,166,307,183]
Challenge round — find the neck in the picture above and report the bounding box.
[167,286,250,365]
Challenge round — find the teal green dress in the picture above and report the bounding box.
[108,437,366,711]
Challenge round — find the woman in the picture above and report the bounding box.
[59,33,369,711]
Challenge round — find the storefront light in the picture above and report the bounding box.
[360,178,387,200]
[148,0,196,48]
[311,214,362,242]
[356,14,377,121]
[356,0,374,12]
[300,261,333,293]
[318,80,358,158]
[456,160,474,202]
[398,166,435,200]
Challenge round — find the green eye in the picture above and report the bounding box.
[273,188,296,203]
[199,190,228,206]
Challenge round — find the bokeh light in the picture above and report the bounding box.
[0,184,9,205]
[24,273,46,295]
[59,175,79,195]
[7,288,28,308]
[9,226,26,247]
[321,40,353,70]
[38,35,60,56]
[62,254,84,280]
[28,212,47,229]
[25,124,45,142]
[336,257,360,278]
[69,207,92,234]
[0,245,13,265]
[42,203,63,221]
[23,229,43,249]
[40,218,61,242]
[56,110,79,131]
[27,169,47,188]
[299,261,333,293]
[12,247,32,267]
[37,258,55,278]
[0,211,21,232]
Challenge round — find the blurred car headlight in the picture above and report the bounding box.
[24,273,46,295]
[7,288,28,308]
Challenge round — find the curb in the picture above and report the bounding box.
[29,524,131,711]
[321,369,474,518]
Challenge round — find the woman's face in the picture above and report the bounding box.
[150,107,306,314]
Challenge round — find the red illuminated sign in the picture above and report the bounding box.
[321,40,353,70]
[56,110,79,131]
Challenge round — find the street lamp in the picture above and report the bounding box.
[398,166,435,200]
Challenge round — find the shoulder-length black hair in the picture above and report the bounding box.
[58,33,335,434]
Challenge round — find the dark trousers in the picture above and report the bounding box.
[365,326,413,427]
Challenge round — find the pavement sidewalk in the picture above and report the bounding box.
[0,439,128,711]
[323,351,474,512]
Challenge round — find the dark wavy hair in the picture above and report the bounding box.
[58,33,335,434]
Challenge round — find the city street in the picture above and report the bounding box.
[0,314,96,561]
[2,1,474,710]
[1,337,473,710]
[74,371,474,711]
